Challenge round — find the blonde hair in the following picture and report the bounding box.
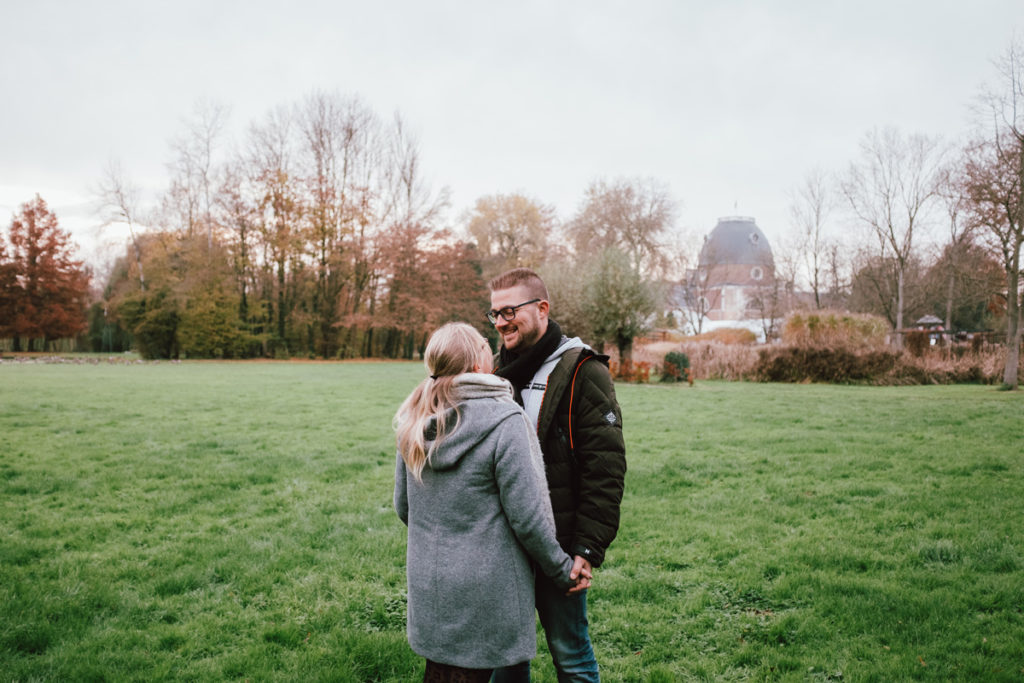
[393,322,488,481]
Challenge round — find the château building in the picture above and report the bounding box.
[697,216,775,321]
[675,216,778,340]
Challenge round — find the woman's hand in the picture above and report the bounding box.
[566,555,592,595]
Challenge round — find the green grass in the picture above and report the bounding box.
[1,362,1022,681]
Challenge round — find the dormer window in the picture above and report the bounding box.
[749,232,760,245]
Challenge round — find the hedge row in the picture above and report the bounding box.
[637,342,1015,385]
[753,347,899,383]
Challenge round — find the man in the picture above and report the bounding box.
[488,268,626,683]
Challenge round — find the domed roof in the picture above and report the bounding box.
[698,216,773,267]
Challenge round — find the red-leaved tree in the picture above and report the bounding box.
[0,238,18,331]
[1,195,91,351]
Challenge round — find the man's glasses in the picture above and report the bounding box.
[487,298,541,325]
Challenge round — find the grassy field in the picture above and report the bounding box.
[1,361,1022,681]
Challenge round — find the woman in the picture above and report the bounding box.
[393,322,585,682]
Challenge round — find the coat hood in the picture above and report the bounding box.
[546,335,588,364]
[425,373,524,472]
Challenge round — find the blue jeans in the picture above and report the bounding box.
[491,574,600,683]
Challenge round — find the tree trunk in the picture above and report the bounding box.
[1008,131,1024,390]
[894,268,905,349]
[1003,261,1020,389]
[276,258,286,346]
[945,268,956,332]
[812,254,821,309]
[364,327,373,357]
[617,336,633,370]
[132,238,146,292]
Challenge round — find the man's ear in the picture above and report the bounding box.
[537,299,550,317]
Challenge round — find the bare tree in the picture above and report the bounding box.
[841,127,946,347]
[359,111,450,358]
[567,177,677,277]
[963,40,1024,388]
[384,113,449,229]
[294,97,450,357]
[822,239,852,309]
[166,99,230,246]
[216,160,258,323]
[659,230,705,335]
[678,243,728,336]
[937,162,975,331]
[247,105,300,350]
[297,91,369,356]
[920,239,1004,332]
[678,271,712,335]
[304,93,383,356]
[753,237,799,340]
[465,193,556,278]
[96,158,146,291]
[848,248,928,330]
[789,168,835,309]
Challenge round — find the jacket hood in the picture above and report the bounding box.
[546,336,588,364]
[425,373,522,472]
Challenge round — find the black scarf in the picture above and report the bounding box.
[495,320,563,402]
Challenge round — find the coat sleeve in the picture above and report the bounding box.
[493,412,575,591]
[569,360,626,567]
[393,451,409,526]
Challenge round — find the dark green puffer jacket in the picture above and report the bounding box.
[534,348,626,568]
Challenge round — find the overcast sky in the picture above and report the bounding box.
[1,1,1020,269]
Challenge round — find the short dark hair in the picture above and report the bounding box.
[488,268,549,301]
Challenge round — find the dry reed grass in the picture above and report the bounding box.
[889,345,1015,385]
[689,327,758,345]
[634,341,759,381]
[782,309,890,350]
[634,338,1016,385]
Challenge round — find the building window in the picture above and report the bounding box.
[749,232,760,245]
[751,266,764,281]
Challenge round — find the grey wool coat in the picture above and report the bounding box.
[394,373,574,669]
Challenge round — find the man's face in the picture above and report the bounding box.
[489,285,548,352]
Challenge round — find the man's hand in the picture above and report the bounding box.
[566,555,592,595]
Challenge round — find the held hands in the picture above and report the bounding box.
[566,555,593,595]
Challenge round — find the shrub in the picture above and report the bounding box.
[678,341,760,381]
[904,330,930,358]
[118,291,180,360]
[609,359,652,383]
[177,292,248,359]
[751,344,1012,385]
[634,327,1017,385]
[690,327,758,345]
[661,351,690,383]
[753,347,900,384]
[783,310,889,350]
[891,346,1009,385]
